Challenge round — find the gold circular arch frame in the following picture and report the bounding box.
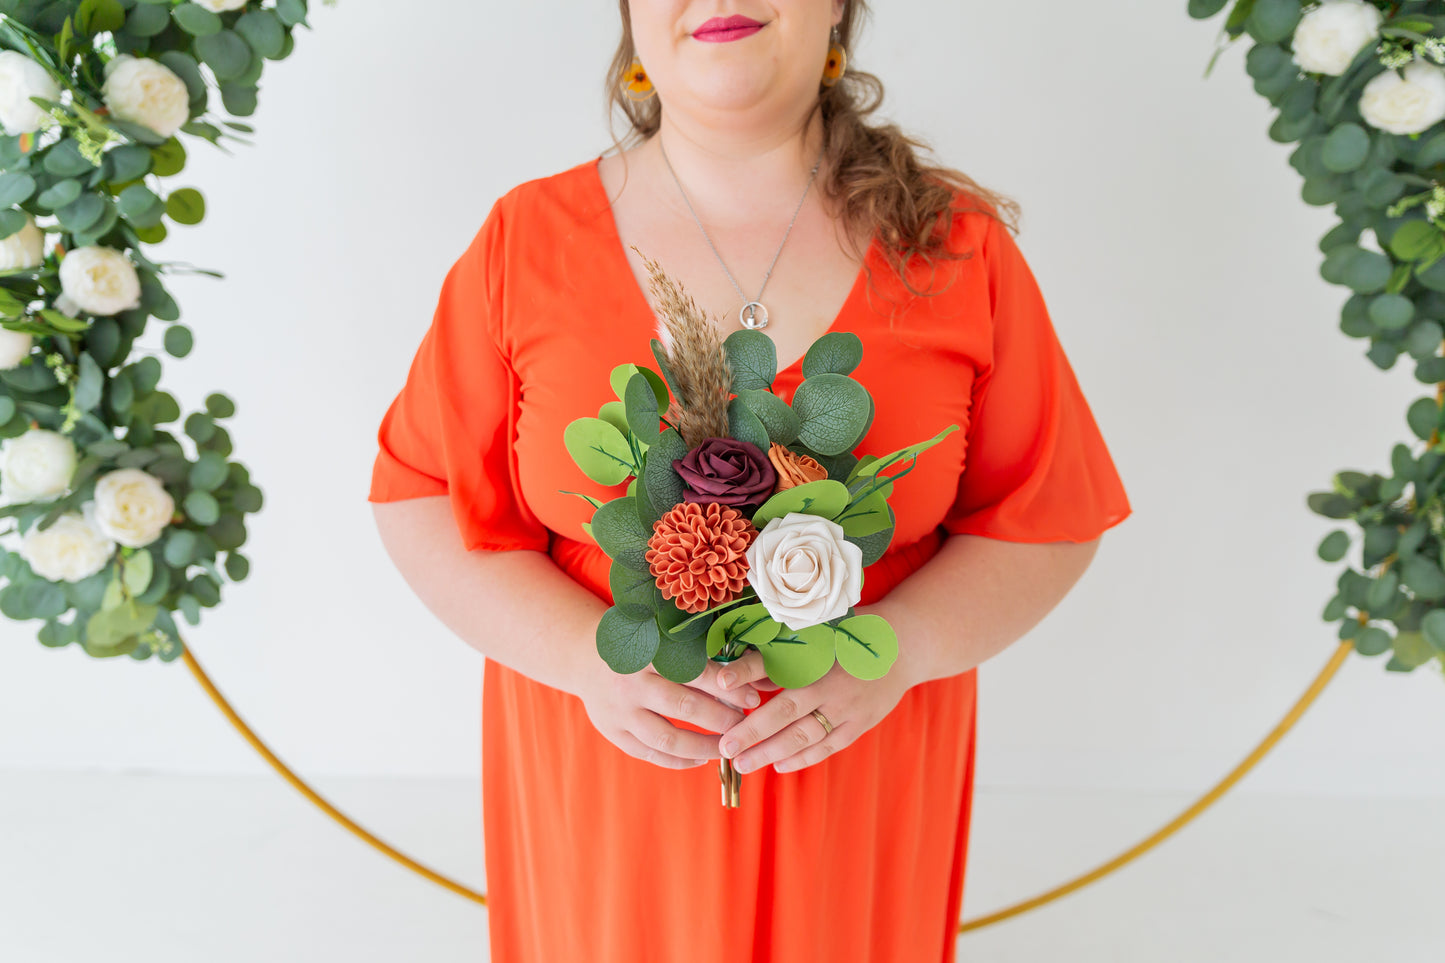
[180,638,1354,935]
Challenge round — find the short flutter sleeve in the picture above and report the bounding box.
[367,199,551,554]
[940,215,1132,543]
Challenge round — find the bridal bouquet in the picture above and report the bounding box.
[560,248,958,807]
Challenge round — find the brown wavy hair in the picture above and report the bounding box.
[601,0,1022,306]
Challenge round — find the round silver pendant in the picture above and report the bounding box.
[739,301,769,329]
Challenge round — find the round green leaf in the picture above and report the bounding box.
[172,2,222,36]
[164,324,193,358]
[651,631,708,683]
[1322,123,1370,173]
[188,451,228,491]
[722,328,778,391]
[183,490,220,526]
[165,188,205,226]
[756,623,835,688]
[800,330,863,378]
[1317,530,1350,562]
[0,172,36,207]
[563,416,635,486]
[596,604,661,673]
[1352,624,1392,656]
[790,372,870,456]
[832,614,899,681]
[1420,609,1445,653]
[590,496,654,570]
[195,28,251,79]
[1367,293,1414,330]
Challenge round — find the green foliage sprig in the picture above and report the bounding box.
[1192,0,1445,679]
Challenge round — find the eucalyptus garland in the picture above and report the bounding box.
[1192,0,1445,679]
[0,0,324,661]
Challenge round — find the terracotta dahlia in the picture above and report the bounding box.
[645,501,759,614]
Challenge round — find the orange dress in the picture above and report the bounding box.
[368,155,1132,962]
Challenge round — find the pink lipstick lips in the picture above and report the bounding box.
[693,14,764,42]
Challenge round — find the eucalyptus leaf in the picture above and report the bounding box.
[590,496,654,571]
[596,603,661,673]
[722,328,777,391]
[799,330,863,378]
[790,372,871,456]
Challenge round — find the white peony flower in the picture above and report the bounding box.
[1,428,77,502]
[0,212,47,271]
[1359,57,1445,135]
[194,0,250,10]
[18,509,115,582]
[1292,0,1383,76]
[101,53,190,140]
[55,245,142,317]
[0,49,60,135]
[0,328,32,368]
[90,468,175,548]
[745,511,863,631]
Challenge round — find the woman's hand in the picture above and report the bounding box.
[578,648,771,770]
[711,606,920,775]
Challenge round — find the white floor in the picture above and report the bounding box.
[0,771,1440,961]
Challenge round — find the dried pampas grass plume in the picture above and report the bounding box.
[633,246,733,448]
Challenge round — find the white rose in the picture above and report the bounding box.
[101,53,190,140]
[91,468,175,548]
[0,212,46,270]
[1292,0,1383,76]
[2,428,77,502]
[18,509,116,582]
[194,0,249,10]
[744,511,863,631]
[0,328,32,368]
[55,245,142,317]
[1359,58,1445,136]
[0,49,60,135]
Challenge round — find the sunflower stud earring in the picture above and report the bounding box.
[821,26,846,86]
[622,57,656,101]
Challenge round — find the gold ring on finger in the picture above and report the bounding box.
[810,708,833,736]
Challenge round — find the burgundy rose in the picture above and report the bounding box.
[673,437,777,511]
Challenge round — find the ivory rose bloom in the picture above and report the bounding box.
[1359,58,1445,135]
[195,0,249,10]
[101,53,190,139]
[0,328,32,368]
[0,212,47,270]
[0,49,60,135]
[1292,0,1383,76]
[745,511,863,631]
[90,468,175,548]
[1,428,77,502]
[56,245,142,317]
[18,508,115,582]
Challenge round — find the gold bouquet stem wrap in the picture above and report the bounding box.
[716,638,747,808]
[719,757,741,808]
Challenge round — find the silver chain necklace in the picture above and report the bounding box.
[658,136,827,330]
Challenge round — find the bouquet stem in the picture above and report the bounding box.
[719,757,741,808]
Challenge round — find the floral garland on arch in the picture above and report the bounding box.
[1192,0,1445,681]
[0,0,330,661]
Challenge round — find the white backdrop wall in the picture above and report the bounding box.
[1,0,1442,800]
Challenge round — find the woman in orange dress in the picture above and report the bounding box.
[369,2,1131,960]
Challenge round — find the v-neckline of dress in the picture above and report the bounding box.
[586,153,874,380]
